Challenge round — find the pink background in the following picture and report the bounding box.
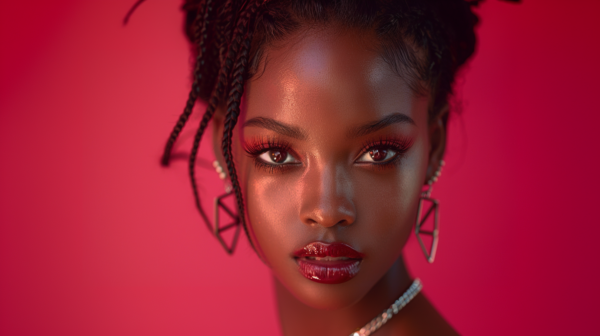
[1,0,599,335]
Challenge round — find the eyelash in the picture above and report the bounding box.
[355,137,412,169]
[243,136,412,174]
[243,137,298,174]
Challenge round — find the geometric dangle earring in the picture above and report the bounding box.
[212,160,241,255]
[414,160,445,263]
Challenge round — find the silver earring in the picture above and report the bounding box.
[212,160,239,254]
[415,160,444,263]
[213,188,241,255]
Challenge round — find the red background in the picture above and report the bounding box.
[1,0,599,335]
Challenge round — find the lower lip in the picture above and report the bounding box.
[296,258,361,284]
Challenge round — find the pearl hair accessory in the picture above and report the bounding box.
[213,160,226,180]
[350,279,422,336]
[429,159,445,184]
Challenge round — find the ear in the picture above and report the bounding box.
[426,105,449,184]
[212,106,227,179]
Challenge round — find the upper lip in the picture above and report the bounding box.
[293,242,364,259]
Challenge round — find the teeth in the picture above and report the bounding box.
[305,256,350,261]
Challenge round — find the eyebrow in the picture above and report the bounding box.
[348,113,416,138]
[243,113,415,140]
[243,117,308,140]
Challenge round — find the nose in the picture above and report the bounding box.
[299,163,356,228]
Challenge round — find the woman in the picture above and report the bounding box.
[158,0,514,334]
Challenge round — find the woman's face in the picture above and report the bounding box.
[215,26,442,310]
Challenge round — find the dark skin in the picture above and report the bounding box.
[212,25,457,335]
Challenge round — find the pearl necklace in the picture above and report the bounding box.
[350,279,422,336]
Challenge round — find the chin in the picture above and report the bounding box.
[276,266,374,310]
[298,284,368,310]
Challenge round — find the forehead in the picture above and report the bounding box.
[244,25,426,130]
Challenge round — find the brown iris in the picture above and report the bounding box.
[369,148,388,162]
[270,150,288,163]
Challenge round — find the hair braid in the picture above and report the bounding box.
[186,52,233,232]
[160,0,213,167]
[216,0,235,65]
[221,0,262,251]
[186,0,260,237]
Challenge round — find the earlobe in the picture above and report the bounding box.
[426,105,449,184]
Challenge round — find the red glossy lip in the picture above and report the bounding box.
[293,242,364,284]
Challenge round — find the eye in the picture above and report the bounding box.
[258,149,297,164]
[356,147,398,163]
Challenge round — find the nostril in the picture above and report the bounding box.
[306,218,318,225]
[336,219,349,226]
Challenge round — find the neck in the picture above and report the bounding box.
[275,256,414,336]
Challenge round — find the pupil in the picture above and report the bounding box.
[270,150,287,163]
[369,148,387,161]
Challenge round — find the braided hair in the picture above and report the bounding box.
[158,0,518,252]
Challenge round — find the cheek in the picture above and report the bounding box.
[233,138,302,265]
[352,138,429,268]
[244,170,307,272]
[247,175,296,239]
